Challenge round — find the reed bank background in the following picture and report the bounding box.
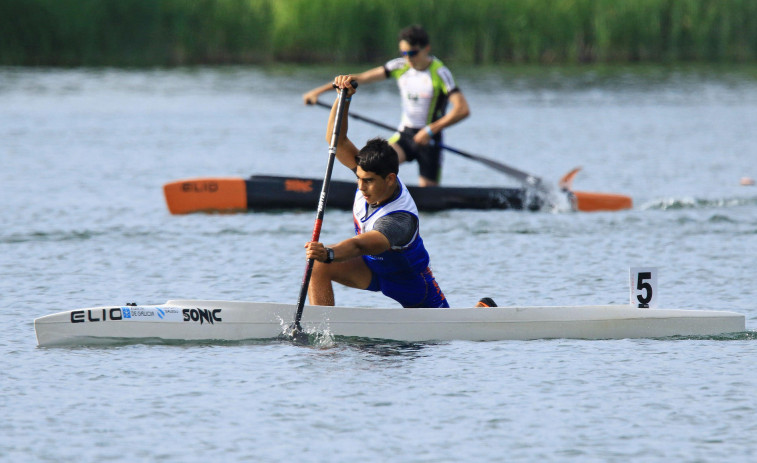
[2,0,757,67]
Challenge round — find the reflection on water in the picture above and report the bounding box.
[341,338,435,359]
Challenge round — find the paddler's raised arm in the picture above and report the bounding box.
[326,75,359,171]
[302,65,386,105]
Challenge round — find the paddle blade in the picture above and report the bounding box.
[283,322,311,345]
[558,167,632,212]
[570,190,633,212]
[559,167,582,191]
[163,178,247,214]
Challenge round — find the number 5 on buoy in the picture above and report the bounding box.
[630,267,658,308]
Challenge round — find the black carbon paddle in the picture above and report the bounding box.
[312,100,547,193]
[287,81,356,344]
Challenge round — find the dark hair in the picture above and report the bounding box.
[356,138,398,178]
[398,25,429,48]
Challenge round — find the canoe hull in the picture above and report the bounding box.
[163,175,542,214]
[34,300,745,346]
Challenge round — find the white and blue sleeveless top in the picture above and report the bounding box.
[352,178,430,276]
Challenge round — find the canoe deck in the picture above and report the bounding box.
[34,300,745,347]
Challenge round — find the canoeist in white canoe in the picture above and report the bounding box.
[305,76,454,309]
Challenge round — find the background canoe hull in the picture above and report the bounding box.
[164,175,542,214]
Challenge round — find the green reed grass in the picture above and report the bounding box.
[2,0,756,66]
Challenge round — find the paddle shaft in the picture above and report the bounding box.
[293,85,355,334]
[313,100,546,192]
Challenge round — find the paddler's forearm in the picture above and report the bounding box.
[427,92,470,134]
[326,95,350,144]
[302,82,336,104]
[305,67,383,105]
[326,90,358,170]
[331,232,390,261]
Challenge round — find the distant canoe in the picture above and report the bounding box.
[163,174,632,214]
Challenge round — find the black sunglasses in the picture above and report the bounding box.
[400,49,420,57]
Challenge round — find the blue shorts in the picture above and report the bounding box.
[364,264,449,308]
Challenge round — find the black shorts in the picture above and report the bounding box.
[389,128,443,183]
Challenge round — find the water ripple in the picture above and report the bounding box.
[1,229,100,244]
[642,195,757,210]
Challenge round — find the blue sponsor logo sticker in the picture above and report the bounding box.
[122,308,132,319]
[157,308,165,319]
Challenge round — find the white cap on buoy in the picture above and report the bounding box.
[741,177,755,186]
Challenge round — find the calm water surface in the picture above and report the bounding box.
[2,66,757,462]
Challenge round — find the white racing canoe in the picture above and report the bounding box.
[34,300,746,346]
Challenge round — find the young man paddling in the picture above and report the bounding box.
[304,76,449,308]
[303,24,470,187]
